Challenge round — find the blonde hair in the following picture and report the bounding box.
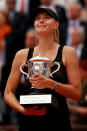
[54,28,60,44]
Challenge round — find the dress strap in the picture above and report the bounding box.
[26,48,34,62]
[56,45,64,61]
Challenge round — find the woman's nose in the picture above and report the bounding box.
[39,17,44,23]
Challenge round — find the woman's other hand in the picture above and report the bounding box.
[22,106,47,116]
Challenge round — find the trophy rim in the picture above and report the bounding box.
[28,59,52,63]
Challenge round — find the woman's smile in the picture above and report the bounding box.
[38,24,46,28]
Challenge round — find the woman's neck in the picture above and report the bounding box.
[37,34,57,54]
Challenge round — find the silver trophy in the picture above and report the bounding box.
[20,56,60,106]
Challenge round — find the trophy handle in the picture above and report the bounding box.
[50,62,60,77]
[20,63,29,78]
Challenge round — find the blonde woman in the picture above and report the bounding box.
[4,6,81,131]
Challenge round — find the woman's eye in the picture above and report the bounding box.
[44,16,50,19]
[35,17,40,20]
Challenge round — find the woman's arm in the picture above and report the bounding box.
[29,46,81,100]
[52,46,81,100]
[63,46,81,98]
[4,49,27,113]
[4,49,47,116]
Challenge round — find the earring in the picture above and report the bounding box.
[54,29,57,42]
[54,29,60,44]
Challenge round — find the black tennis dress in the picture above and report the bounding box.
[18,45,72,131]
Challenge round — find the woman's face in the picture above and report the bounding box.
[0,12,6,26]
[34,12,58,35]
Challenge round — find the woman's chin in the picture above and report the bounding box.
[37,30,50,35]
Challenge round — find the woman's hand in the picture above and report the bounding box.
[29,73,54,89]
[22,106,47,116]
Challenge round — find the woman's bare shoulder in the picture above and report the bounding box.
[14,48,29,64]
[16,48,29,56]
[62,46,78,66]
[63,45,77,57]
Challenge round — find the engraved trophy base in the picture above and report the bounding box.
[19,88,59,109]
[20,94,52,105]
[20,88,51,105]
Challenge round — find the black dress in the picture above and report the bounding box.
[18,45,72,131]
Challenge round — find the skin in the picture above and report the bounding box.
[6,0,16,11]
[71,30,84,46]
[40,0,52,5]
[25,30,37,48]
[76,106,87,117]
[4,12,81,116]
[68,3,81,20]
[84,0,87,6]
[0,12,6,27]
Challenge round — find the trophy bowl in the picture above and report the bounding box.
[20,56,60,108]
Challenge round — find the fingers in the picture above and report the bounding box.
[29,74,42,86]
[29,73,44,80]
[23,106,47,116]
[32,84,41,89]
[34,106,47,116]
[29,80,40,88]
[30,73,41,79]
[33,73,41,77]
[29,73,47,89]
[32,106,39,110]
[29,77,39,83]
[26,106,38,111]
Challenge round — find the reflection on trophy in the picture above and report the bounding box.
[20,56,60,107]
